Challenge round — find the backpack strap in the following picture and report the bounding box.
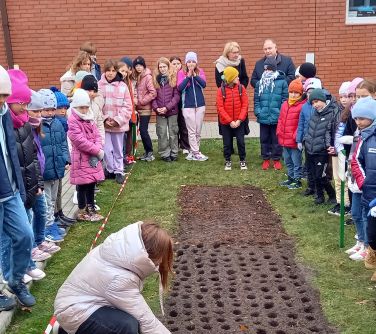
[221,83,226,100]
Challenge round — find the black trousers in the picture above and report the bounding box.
[304,149,315,190]
[259,123,282,160]
[58,306,139,334]
[139,115,153,153]
[306,153,335,199]
[178,107,190,150]
[221,124,246,161]
[77,182,96,210]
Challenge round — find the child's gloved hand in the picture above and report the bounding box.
[369,198,376,217]
[297,143,303,151]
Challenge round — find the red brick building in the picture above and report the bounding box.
[1,0,376,120]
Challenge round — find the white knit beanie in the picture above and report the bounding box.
[339,81,351,96]
[0,65,12,95]
[70,88,90,108]
[185,51,198,64]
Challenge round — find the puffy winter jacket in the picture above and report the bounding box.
[13,122,43,208]
[41,118,69,181]
[351,123,376,206]
[304,97,339,155]
[0,105,26,202]
[136,68,157,115]
[98,74,133,132]
[276,99,306,148]
[254,72,288,125]
[152,80,180,117]
[250,53,295,88]
[68,110,104,185]
[54,222,171,334]
[177,69,206,108]
[296,101,314,144]
[60,70,75,96]
[216,84,249,125]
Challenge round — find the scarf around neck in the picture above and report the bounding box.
[288,96,302,106]
[214,55,241,73]
[157,74,169,87]
[258,71,279,96]
[10,109,29,129]
[73,107,94,121]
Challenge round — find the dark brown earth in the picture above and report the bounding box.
[162,185,338,334]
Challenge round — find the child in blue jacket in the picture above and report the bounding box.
[39,89,69,243]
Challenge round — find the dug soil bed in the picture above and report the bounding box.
[162,185,338,334]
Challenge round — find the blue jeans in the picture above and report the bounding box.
[282,147,302,179]
[32,193,47,247]
[0,192,33,285]
[351,193,368,244]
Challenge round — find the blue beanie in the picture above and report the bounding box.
[352,96,376,120]
[120,57,133,69]
[50,87,69,109]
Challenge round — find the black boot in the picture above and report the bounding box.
[58,210,76,224]
[324,181,337,204]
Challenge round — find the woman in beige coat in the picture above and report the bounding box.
[54,221,173,334]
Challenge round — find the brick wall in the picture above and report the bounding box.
[1,0,376,120]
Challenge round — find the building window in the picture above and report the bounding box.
[346,0,376,24]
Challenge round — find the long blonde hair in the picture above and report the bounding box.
[153,57,176,88]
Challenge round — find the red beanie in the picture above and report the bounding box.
[288,79,303,94]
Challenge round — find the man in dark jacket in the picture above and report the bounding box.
[304,88,337,205]
[0,65,35,310]
[250,39,296,88]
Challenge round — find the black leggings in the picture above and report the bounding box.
[58,306,139,334]
[77,183,96,210]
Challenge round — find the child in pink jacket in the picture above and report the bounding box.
[68,89,104,222]
[98,59,132,184]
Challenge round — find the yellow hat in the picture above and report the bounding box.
[223,66,239,84]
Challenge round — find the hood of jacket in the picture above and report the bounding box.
[361,121,376,141]
[140,68,152,79]
[99,221,158,280]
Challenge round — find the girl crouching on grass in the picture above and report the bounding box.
[152,57,180,162]
[68,89,104,222]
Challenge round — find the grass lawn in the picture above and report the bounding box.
[7,138,376,334]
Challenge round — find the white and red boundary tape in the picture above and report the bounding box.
[43,165,134,334]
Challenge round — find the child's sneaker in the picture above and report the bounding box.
[273,160,282,170]
[349,245,367,261]
[185,152,194,161]
[144,152,155,162]
[87,205,104,222]
[287,180,302,189]
[224,160,232,171]
[27,268,46,281]
[345,241,362,255]
[76,208,91,222]
[38,241,61,254]
[22,274,33,284]
[328,203,340,216]
[139,152,148,161]
[262,160,270,170]
[240,161,247,170]
[192,153,208,161]
[280,177,293,186]
[115,173,125,184]
[31,247,51,262]
[7,282,36,307]
[182,149,190,155]
[45,225,64,243]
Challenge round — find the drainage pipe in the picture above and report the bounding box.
[0,0,14,68]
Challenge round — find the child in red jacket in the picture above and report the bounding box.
[217,67,249,170]
[277,79,306,189]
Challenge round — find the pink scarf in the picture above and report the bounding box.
[10,109,29,129]
[28,116,41,127]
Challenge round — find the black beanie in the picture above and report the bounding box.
[299,62,317,79]
[264,56,277,71]
[81,75,98,93]
[133,56,146,69]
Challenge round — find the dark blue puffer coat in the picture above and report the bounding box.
[41,117,69,181]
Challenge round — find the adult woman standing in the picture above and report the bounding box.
[54,221,173,334]
[214,41,249,88]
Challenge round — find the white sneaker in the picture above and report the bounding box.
[224,161,232,171]
[182,149,189,155]
[349,245,367,261]
[72,191,78,205]
[22,274,33,284]
[185,152,194,161]
[192,153,208,161]
[345,241,362,255]
[94,204,101,211]
[27,268,46,281]
[240,160,248,170]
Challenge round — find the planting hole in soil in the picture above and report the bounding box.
[163,186,338,333]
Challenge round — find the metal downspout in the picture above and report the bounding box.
[0,0,14,68]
